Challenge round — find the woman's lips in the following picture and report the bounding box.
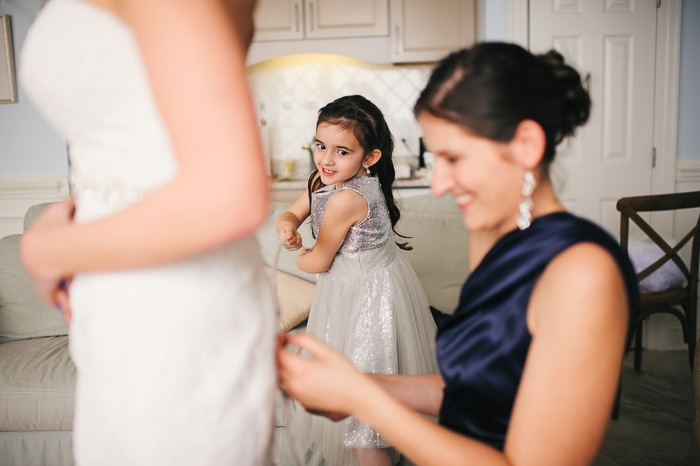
[454,194,474,211]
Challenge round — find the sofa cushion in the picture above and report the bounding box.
[396,194,470,315]
[0,336,75,431]
[0,235,69,342]
[256,202,317,284]
[266,267,315,332]
[23,203,52,232]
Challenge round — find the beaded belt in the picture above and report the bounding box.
[69,170,144,207]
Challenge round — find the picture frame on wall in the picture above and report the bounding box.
[0,14,18,103]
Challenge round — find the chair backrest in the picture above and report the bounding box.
[617,191,700,290]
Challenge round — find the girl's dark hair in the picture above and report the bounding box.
[307,95,411,250]
[414,42,591,168]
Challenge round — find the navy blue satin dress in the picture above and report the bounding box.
[436,212,638,450]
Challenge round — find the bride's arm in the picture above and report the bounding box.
[21,0,266,299]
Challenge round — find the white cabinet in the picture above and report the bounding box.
[390,0,476,63]
[253,0,304,41]
[254,0,389,42]
[248,0,475,65]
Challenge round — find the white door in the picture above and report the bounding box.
[529,0,658,235]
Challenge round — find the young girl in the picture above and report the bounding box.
[276,95,438,466]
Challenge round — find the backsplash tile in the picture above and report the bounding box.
[248,54,432,180]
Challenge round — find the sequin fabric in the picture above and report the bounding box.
[311,175,392,254]
[300,174,438,464]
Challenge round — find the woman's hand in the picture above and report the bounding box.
[20,198,75,307]
[277,333,374,417]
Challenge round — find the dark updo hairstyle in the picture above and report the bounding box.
[414,42,591,169]
[308,95,411,250]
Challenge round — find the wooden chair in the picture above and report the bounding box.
[612,191,700,419]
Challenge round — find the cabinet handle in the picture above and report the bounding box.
[294,3,300,32]
[395,25,401,54]
[308,2,315,31]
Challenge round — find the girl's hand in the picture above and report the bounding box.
[277,333,373,417]
[279,223,303,251]
[20,198,75,306]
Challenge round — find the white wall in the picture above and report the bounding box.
[0,0,68,178]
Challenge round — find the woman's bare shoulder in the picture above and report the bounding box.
[528,242,628,336]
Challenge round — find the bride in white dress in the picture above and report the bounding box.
[19,0,277,464]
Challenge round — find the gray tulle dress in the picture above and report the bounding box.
[297,174,438,465]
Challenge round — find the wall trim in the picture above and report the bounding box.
[651,0,683,196]
[0,176,69,237]
[0,176,69,198]
[676,158,700,183]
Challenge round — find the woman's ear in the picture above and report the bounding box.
[511,120,546,170]
[364,149,382,167]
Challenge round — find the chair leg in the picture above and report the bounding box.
[612,379,621,420]
[687,314,696,372]
[634,320,644,371]
[688,304,697,370]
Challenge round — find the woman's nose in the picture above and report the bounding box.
[430,157,454,197]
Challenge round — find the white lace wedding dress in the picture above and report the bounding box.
[20,1,277,464]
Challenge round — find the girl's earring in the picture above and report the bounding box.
[364,163,371,175]
[516,170,536,230]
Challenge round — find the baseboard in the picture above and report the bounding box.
[0,176,69,238]
[676,157,700,186]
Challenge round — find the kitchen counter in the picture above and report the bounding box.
[270,176,431,203]
[271,176,431,191]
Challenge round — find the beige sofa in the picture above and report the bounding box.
[0,194,469,465]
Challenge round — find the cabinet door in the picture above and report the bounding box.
[253,0,304,41]
[390,0,475,63]
[304,0,388,39]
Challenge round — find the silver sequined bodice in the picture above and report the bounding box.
[311,175,392,254]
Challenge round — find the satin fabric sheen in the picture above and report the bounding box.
[436,212,638,450]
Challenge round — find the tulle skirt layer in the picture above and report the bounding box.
[297,241,438,465]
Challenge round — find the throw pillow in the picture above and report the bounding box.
[266,267,315,332]
[628,236,689,293]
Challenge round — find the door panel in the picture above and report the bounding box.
[529,0,657,235]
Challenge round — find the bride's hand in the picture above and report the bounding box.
[20,198,75,306]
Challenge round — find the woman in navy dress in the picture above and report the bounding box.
[278,42,638,466]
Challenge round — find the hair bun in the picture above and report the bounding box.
[537,50,591,140]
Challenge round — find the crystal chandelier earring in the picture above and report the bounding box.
[516,170,536,230]
[363,163,371,175]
